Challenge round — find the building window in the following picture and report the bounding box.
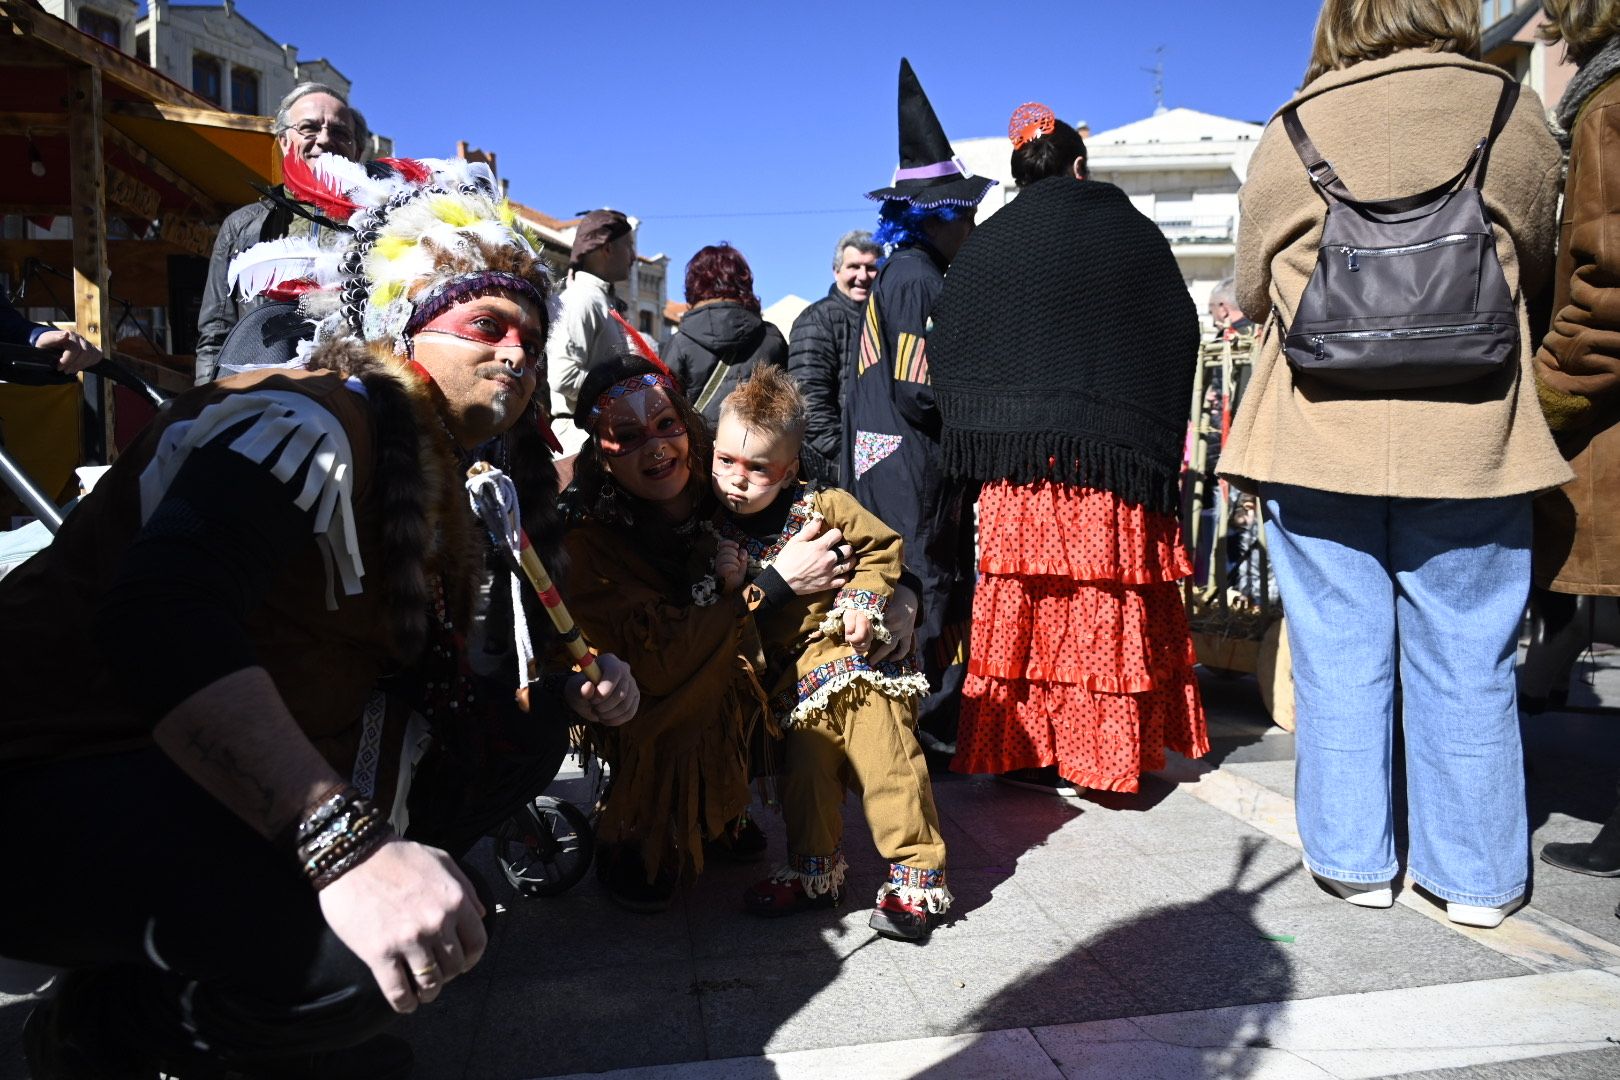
[1479,0,1515,29]
[193,55,223,105]
[77,9,121,48]
[136,29,149,63]
[230,68,260,115]
[638,311,654,334]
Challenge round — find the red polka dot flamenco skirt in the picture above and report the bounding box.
[951,480,1209,793]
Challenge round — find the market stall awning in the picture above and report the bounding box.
[0,0,279,221]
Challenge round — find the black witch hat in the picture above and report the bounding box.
[865,58,996,209]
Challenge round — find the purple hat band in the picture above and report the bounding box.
[403,271,547,339]
[893,158,967,182]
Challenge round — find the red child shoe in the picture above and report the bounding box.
[743,876,840,917]
[869,891,932,943]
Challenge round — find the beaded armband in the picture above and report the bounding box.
[287,784,394,891]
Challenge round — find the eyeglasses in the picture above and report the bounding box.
[285,119,355,144]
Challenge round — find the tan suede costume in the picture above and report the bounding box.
[563,519,763,881]
[722,480,950,912]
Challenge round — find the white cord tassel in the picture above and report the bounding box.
[466,467,523,552]
[510,569,535,688]
[466,467,535,690]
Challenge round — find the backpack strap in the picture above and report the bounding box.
[1281,108,1358,205]
[1282,78,1521,212]
[1465,79,1521,190]
[691,356,732,414]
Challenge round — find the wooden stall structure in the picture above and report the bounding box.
[0,0,278,479]
[1181,332,1296,730]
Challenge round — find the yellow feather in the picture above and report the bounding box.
[430,197,479,228]
[497,201,516,227]
[372,280,404,308]
[374,236,414,261]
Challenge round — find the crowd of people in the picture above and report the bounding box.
[1,0,1618,1075]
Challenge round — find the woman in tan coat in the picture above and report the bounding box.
[1529,1,1620,896]
[1220,0,1569,928]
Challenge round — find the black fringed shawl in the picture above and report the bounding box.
[930,176,1199,514]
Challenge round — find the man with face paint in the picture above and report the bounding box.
[0,156,640,1077]
[711,366,951,943]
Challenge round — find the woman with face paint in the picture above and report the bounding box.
[562,355,866,911]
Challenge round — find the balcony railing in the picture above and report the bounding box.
[1155,216,1235,243]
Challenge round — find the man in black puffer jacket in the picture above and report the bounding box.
[787,230,880,484]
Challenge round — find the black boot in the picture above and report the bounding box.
[1541,801,1620,877]
[1519,589,1586,713]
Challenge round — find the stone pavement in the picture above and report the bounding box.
[4,661,1620,1079]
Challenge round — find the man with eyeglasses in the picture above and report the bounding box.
[193,83,363,384]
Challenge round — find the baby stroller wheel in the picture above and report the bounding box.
[493,796,594,897]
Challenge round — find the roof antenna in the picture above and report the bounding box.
[1143,45,1167,115]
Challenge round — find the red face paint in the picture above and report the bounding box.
[415,302,544,381]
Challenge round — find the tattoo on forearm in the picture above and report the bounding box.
[184,727,280,830]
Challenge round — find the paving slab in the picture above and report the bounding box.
[542,1027,1066,1080]
[467,961,706,1080]
[1226,758,1299,801]
[689,941,925,1059]
[1032,968,1620,1080]
[1082,906,1344,1015]
[1374,1046,1620,1079]
[893,930,1141,1036]
[1258,902,1528,995]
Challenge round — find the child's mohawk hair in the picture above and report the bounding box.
[720,364,808,441]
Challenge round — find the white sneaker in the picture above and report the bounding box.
[1446,898,1523,929]
[1309,868,1393,908]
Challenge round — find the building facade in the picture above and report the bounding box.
[1482,0,1577,109]
[458,143,670,341]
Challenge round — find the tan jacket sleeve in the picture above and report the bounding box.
[1536,101,1620,432]
[815,487,902,631]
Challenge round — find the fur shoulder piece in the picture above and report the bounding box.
[304,333,477,661]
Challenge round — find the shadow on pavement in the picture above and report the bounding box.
[915,836,1298,1080]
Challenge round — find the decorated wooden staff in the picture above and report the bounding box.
[466,462,602,709]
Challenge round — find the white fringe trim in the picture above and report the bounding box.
[876,881,954,915]
[772,854,848,899]
[139,390,363,609]
[785,668,931,729]
[816,602,895,645]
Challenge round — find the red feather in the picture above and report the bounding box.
[263,278,320,302]
[608,309,671,376]
[281,150,361,221]
[378,157,431,185]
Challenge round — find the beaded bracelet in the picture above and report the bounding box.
[286,784,394,890]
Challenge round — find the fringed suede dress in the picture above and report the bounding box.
[929,175,1209,793]
[562,510,764,882]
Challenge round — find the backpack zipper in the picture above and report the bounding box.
[1311,322,1506,359]
[1339,233,1473,272]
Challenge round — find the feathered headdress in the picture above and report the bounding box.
[228,154,551,357]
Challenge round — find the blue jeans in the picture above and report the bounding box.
[1261,484,1530,906]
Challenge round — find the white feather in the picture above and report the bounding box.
[305,154,404,209]
[228,237,341,298]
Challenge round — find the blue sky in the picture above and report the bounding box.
[210,1,1324,304]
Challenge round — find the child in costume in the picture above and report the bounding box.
[710,365,949,942]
